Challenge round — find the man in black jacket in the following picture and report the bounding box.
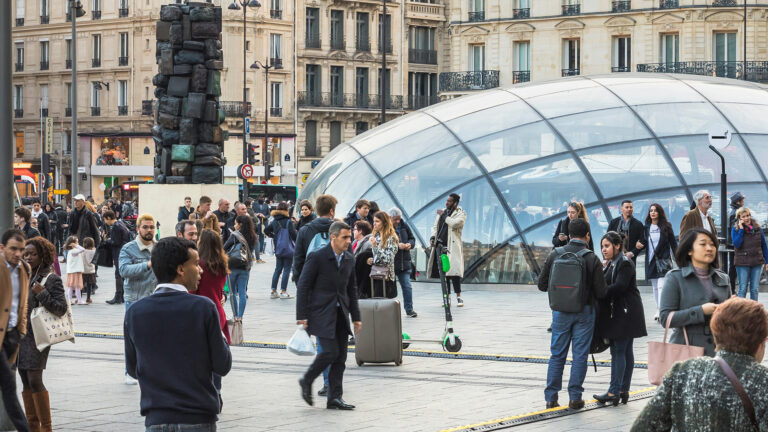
[607,200,644,264]
[537,218,607,411]
[30,199,52,242]
[292,194,337,283]
[390,207,417,318]
[104,211,132,305]
[14,207,40,239]
[54,204,68,254]
[67,194,101,247]
[297,221,362,410]
[343,199,373,228]
[213,198,234,244]
[125,237,231,429]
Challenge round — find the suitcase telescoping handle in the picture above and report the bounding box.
[370,276,386,299]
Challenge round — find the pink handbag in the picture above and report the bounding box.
[647,311,705,385]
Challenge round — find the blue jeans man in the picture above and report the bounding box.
[396,271,414,314]
[545,305,595,405]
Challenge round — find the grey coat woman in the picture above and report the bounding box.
[659,265,730,357]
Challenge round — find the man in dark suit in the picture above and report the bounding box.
[297,221,362,410]
[607,200,645,263]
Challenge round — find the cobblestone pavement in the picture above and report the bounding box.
[10,253,766,431]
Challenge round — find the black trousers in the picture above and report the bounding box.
[303,308,349,401]
[113,251,124,301]
[446,276,462,294]
[1,328,30,432]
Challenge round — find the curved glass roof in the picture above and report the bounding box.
[300,74,768,284]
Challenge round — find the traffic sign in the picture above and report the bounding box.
[238,163,254,179]
[708,127,731,150]
[53,189,70,195]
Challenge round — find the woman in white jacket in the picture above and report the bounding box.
[427,193,466,306]
[63,236,86,304]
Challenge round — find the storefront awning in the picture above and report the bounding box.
[13,168,35,178]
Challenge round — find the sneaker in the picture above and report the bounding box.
[653,311,659,321]
[406,310,418,318]
[256,259,266,264]
[280,292,292,299]
[87,298,93,304]
[80,301,90,306]
[456,297,464,307]
[270,291,279,299]
[125,374,138,385]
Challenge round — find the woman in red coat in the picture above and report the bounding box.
[196,229,230,344]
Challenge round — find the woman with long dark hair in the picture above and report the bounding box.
[196,229,230,344]
[640,203,678,321]
[18,237,67,431]
[552,202,594,251]
[224,215,257,318]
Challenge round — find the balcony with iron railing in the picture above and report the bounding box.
[612,0,631,12]
[270,9,282,19]
[637,61,768,82]
[118,106,128,116]
[270,58,283,68]
[40,61,49,71]
[92,58,101,67]
[378,40,393,54]
[15,63,23,72]
[439,70,500,92]
[562,4,580,15]
[409,49,437,65]
[331,36,345,51]
[119,56,129,66]
[270,107,282,117]
[141,100,154,116]
[468,11,485,22]
[66,13,71,22]
[306,34,320,49]
[659,0,678,8]
[356,37,370,52]
[119,8,129,17]
[712,0,736,5]
[14,109,23,118]
[41,108,48,117]
[221,101,252,117]
[92,10,101,20]
[297,92,403,109]
[65,107,72,117]
[407,94,440,110]
[513,8,530,19]
[612,65,631,72]
[16,18,24,26]
[40,15,49,24]
[91,107,100,116]
[513,70,530,84]
[562,68,580,77]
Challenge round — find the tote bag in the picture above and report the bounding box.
[647,311,704,385]
[30,274,76,351]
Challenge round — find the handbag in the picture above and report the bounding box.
[226,275,244,346]
[647,311,705,385]
[370,264,389,280]
[649,231,673,275]
[30,273,76,351]
[226,231,250,267]
[715,356,759,431]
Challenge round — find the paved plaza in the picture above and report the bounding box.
[10,254,767,431]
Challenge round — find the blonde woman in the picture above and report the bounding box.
[368,211,399,298]
[553,202,593,251]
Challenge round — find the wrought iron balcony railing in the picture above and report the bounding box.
[513,70,531,84]
[297,92,403,109]
[612,66,631,72]
[408,49,437,65]
[119,8,129,17]
[562,68,580,77]
[305,35,320,49]
[270,58,282,68]
[220,101,252,117]
[65,107,72,117]
[66,59,72,69]
[118,106,128,116]
[712,0,736,5]
[41,108,48,117]
[92,10,101,20]
[40,15,49,24]
[270,9,282,19]
[439,70,500,92]
[637,61,768,82]
[270,107,282,117]
[91,107,101,116]
[331,37,345,50]
[16,18,24,26]
[119,56,129,66]
[612,0,631,12]
[659,0,678,8]
[407,95,440,110]
[15,63,23,72]
[513,8,530,19]
[468,11,485,22]
[141,100,154,116]
[378,40,393,54]
[92,58,101,67]
[562,4,580,15]
[356,37,370,52]
[14,109,23,118]
[40,61,49,71]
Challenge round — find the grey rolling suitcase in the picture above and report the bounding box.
[355,277,403,366]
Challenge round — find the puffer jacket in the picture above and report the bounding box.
[264,210,297,242]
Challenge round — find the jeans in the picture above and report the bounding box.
[545,305,595,402]
[396,271,414,312]
[650,277,665,309]
[736,265,762,300]
[271,256,293,292]
[259,234,266,254]
[608,338,634,394]
[230,268,250,318]
[146,424,216,432]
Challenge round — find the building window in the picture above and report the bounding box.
[331,10,345,50]
[306,8,320,49]
[356,13,370,52]
[40,0,50,23]
[409,27,436,64]
[378,67,390,98]
[66,83,72,116]
[714,32,737,77]
[91,82,101,116]
[513,41,530,83]
[356,67,369,107]
[355,121,368,135]
[118,80,128,115]
[119,32,129,66]
[469,0,484,22]
[612,36,631,72]
[15,132,25,157]
[469,44,485,72]
[330,121,342,149]
[562,0,580,16]
[378,14,392,53]
[305,120,318,157]
[40,85,48,117]
[306,64,320,104]
[15,44,24,72]
[330,66,344,106]
[16,1,25,26]
[65,39,72,69]
[270,0,282,19]
[92,0,102,19]
[270,34,282,65]
[40,41,49,70]
[92,34,101,67]
[95,137,129,165]
[562,39,580,76]
[270,82,282,116]
[14,85,23,118]
[119,0,129,17]
[514,0,531,18]
[660,33,679,66]
[408,72,438,109]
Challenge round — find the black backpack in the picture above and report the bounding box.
[547,247,593,313]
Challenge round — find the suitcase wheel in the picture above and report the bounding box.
[394,360,401,366]
[356,360,363,366]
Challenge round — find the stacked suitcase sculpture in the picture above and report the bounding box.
[355,277,403,366]
[151,2,227,184]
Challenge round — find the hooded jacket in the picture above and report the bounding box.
[264,210,297,243]
[292,217,334,282]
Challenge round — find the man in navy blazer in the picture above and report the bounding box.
[297,221,362,410]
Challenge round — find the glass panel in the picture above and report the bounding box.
[551,107,651,149]
[464,239,535,284]
[742,135,768,179]
[716,103,768,134]
[663,135,761,184]
[350,113,438,155]
[578,140,680,198]
[686,82,768,105]
[605,189,691,240]
[634,103,725,137]
[722,184,768,228]
[424,89,516,122]
[384,146,481,216]
[445,100,540,143]
[586,204,608,254]
[467,121,567,174]
[611,81,704,105]
[324,158,378,217]
[526,86,623,119]
[523,222,563,269]
[357,182,397,220]
[298,144,359,203]
[492,155,598,228]
[364,125,458,177]
[510,78,595,99]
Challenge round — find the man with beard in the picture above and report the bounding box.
[67,194,101,248]
[118,214,158,385]
[607,200,645,264]
[30,199,53,242]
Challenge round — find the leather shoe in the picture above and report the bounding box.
[593,392,620,406]
[317,385,328,396]
[619,392,629,405]
[545,401,559,409]
[568,399,585,410]
[299,378,313,406]
[106,298,123,305]
[327,398,355,410]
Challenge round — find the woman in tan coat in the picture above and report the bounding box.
[427,193,466,306]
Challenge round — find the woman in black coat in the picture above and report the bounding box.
[638,203,678,321]
[594,231,647,406]
[552,202,594,250]
[296,200,317,232]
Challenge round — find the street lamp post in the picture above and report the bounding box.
[251,59,283,184]
[69,1,85,199]
[709,144,728,270]
[743,0,747,80]
[1,0,12,230]
[380,0,387,124]
[229,0,261,198]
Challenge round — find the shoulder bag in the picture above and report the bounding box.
[647,312,705,385]
[715,356,759,431]
[226,275,244,346]
[649,230,673,275]
[30,272,76,351]
[226,231,250,268]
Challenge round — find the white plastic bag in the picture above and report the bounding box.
[287,325,316,356]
